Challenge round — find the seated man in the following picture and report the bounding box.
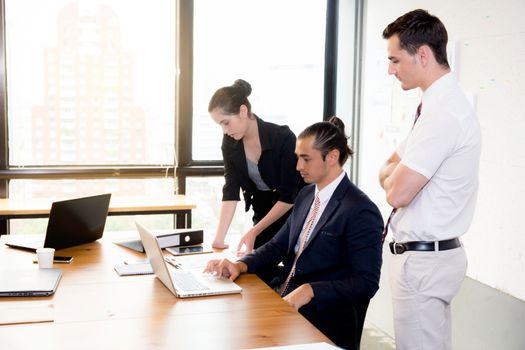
[205,117,383,349]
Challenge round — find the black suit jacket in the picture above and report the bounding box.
[221,116,303,212]
[241,175,383,349]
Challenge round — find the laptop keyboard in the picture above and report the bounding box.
[172,271,209,292]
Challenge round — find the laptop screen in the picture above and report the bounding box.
[43,193,111,250]
[4,193,111,252]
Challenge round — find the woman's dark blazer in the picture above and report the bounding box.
[221,116,303,212]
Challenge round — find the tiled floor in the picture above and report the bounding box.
[360,322,396,349]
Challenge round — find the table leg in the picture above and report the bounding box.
[175,210,191,229]
[0,219,9,235]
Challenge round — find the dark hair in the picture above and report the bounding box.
[382,9,450,68]
[298,116,353,166]
[208,79,253,115]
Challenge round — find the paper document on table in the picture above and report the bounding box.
[165,251,239,269]
[0,303,54,326]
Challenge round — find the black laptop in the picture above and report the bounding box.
[4,193,111,251]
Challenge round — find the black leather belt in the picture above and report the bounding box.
[389,238,461,255]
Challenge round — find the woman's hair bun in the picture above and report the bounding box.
[233,79,252,97]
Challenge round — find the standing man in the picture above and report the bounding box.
[379,9,482,350]
[206,117,384,349]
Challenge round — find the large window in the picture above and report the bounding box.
[3,0,177,233]
[192,0,327,160]
[6,0,176,168]
[187,0,328,240]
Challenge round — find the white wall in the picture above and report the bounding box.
[359,0,525,309]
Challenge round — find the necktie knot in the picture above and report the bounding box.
[313,193,320,210]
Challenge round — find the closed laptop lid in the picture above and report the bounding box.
[0,268,62,297]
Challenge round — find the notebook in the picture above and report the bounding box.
[114,263,154,276]
[4,193,111,252]
[136,221,242,298]
[0,268,62,297]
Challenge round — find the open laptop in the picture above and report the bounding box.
[0,268,62,297]
[4,193,111,251]
[136,221,242,298]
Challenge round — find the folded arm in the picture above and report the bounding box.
[379,151,429,208]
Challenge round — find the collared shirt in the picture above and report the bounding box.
[392,73,482,242]
[294,170,346,253]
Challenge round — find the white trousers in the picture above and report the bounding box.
[389,246,467,350]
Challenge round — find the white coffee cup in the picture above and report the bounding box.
[36,248,55,268]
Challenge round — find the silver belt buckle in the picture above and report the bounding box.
[394,243,400,254]
[390,241,405,255]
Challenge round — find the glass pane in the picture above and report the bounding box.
[8,178,176,234]
[193,0,327,160]
[186,176,254,246]
[5,0,176,166]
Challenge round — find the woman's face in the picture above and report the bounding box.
[210,105,249,140]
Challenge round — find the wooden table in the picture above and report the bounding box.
[0,195,196,235]
[0,233,331,349]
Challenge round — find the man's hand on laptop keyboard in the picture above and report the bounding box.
[203,258,247,281]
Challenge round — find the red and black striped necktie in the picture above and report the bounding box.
[382,102,422,243]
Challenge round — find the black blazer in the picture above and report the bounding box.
[241,175,383,348]
[221,116,303,212]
